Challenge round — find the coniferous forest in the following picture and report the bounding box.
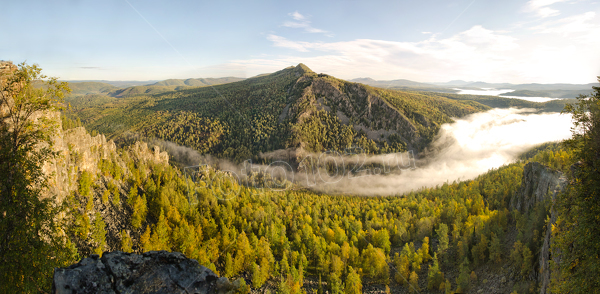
[1,61,599,294]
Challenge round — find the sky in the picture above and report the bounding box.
[2,0,600,83]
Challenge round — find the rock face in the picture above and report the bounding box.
[510,162,566,214]
[52,251,240,294]
[510,162,567,294]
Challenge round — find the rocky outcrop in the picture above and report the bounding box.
[510,162,566,214]
[510,162,567,294]
[52,251,244,294]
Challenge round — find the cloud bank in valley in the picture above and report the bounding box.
[311,108,573,196]
[152,108,573,197]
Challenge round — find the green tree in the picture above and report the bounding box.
[79,171,93,198]
[224,252,235,277]
[553,79,600,293]
[0,62,77,292]
[409,271,419,293]
[361,244,389,282]
[127,185,138,206]
[151,209,170,250]
[436,223,449,254]
[456,258,470,292]
[521,246,533,278]
[428,253,444,290]
[345,267,362,294]
[131,194,148,229]
[329,272,343,294]
[489,232,502,263]
[91,212,107,255]
[121,230,133,253]
[251,262,264,288]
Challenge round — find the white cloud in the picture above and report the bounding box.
[283,11,331,36]
[289,11,305,21]
[533,11,598,36]
[230,22,599,84]
[267,34,311,52]
[524,0,569,18]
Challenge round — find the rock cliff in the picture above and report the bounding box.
[52,251,244,294]
[510,162,567,294]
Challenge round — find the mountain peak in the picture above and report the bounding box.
[295,63,314,75]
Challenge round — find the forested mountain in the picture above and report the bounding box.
[3,61,600,294]
[69,64,495,162]
[349,77,457,93]
[66,81,119,95]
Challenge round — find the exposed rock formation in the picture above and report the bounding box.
[510,162,567,294]
[510,162,566,214]
[52,251,243,294]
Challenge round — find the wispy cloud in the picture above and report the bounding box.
[283,11,332,36]
[232,22,598,83]
[524,0,568,18]
[267,34,312,52]
[533,11,598,36]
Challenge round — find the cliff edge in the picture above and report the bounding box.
[52,251,245,294]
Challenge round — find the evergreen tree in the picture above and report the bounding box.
[91,212,107,255]
[121,230,133,253]
[344,267,362,294]
[489,232,502,263]
[553,80,600,293]
[409,271,419,293]
[0,62,76,292]
[456,258,471,292]
[427,253,444,290]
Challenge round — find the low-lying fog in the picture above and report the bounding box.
[156,108,573,197]
[310,108,573,195]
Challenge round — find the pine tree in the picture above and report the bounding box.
[436,223,449,255]
[121,230,133,253]
[428,253,444,290]
[409,271,419,293]
[131,194,148,229]
[140,225,152,252]
[127,185,138,206]
[91,212,107,255]
[456,258,470,292]
[251,262,264,288]
[489,232,502,263]
[225,252,235,277]
[152,209,170,250]
[329,272,343,294]
[345,267,362,294]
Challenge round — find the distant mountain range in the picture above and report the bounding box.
[66,64,573,163]
[352,78,599,98]
[66,75,598,100]
[65,77,246,98]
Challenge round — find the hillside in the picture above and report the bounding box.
[66,81,119,95]
[3,60,592,293]
[70,64,492,162]
[108,77,246,98]
[351,77,458,93]
[499,89,593,98]
[150,77,244,87]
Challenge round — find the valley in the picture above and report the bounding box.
[1,60,598,294]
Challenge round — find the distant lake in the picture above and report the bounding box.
[454,88,561,103]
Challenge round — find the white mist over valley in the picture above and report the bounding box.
[308,108,573,195]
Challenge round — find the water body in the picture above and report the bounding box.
[454,88,561,103]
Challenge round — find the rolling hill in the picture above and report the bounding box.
[70,64,495,162]
[69,64,574,163]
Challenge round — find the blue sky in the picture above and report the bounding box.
[2,0,599,83]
